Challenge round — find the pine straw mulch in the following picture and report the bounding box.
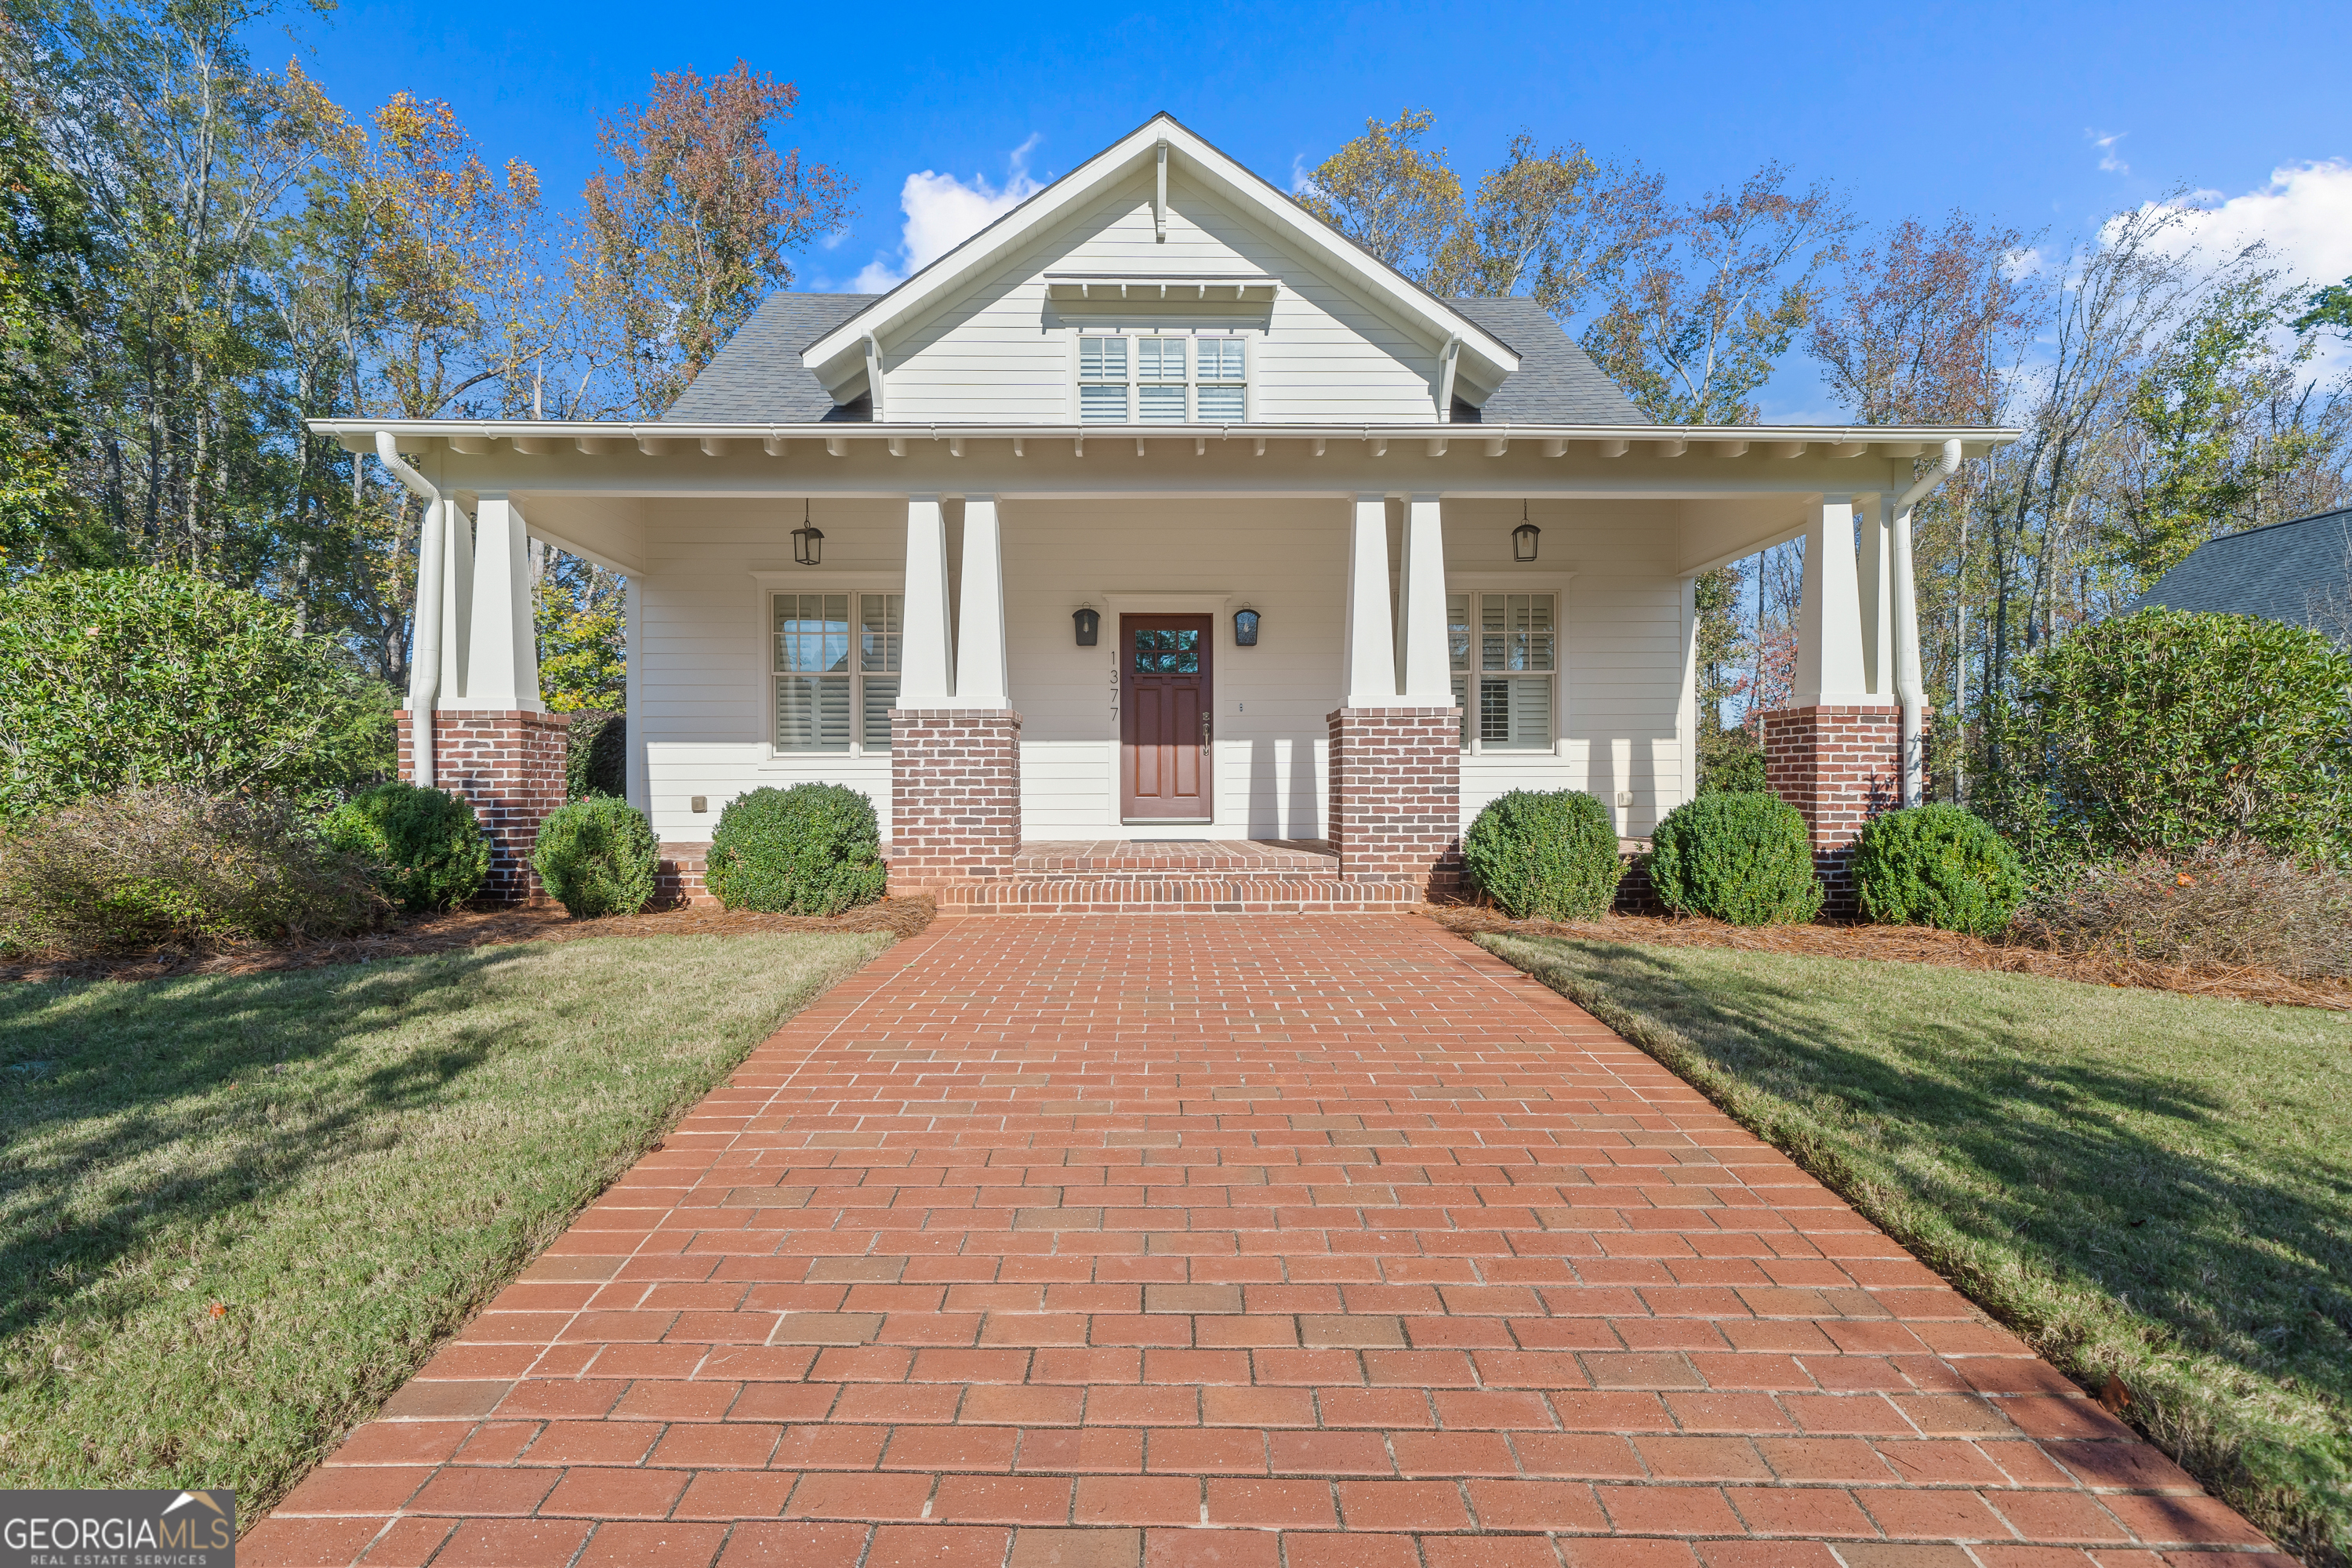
[1427,904,2352,1012]
[0,897,936,985]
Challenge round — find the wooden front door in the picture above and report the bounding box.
[1121,614,1214,821]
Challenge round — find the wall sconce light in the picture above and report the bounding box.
[1072,606,1100,646]
[1512,499,1540,563]
[1232,607,1260,646]
[791,499,824,566]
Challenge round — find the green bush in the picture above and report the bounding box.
[531,795,658,919]
[1462,789,1625,920]
[706,784,885,915]
[0,568,395,822]
[1850,804,2024,938]
[1994,608,2352,869]
[566,710,626,800]
[1649,791,1823,925]
[0,788,387,956]
[320,781,489,913]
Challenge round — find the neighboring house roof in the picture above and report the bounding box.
[2129,506,2352,635]
[664,289,1642,425]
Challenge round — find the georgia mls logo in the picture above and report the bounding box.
[2,1488,236,1567]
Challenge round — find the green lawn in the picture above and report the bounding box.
[0,932,891,1508]
[1480,933,2352,1565]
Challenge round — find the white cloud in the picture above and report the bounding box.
[2088,129,2129,176]
[853,136,1045,292]
[2156,161,2352,292]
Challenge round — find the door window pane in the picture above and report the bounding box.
[1133,627,1201,673]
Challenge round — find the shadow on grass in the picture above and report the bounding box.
[0,946,578,1348]
[1494,935,2352,1524]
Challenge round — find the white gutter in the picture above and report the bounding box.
[377,431,445,788]
[1890,437,1962,807]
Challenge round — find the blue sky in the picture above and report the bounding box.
[266,0,2352,418]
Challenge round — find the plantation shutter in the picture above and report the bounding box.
[1078,336,1129,423]
[775,593,852,752]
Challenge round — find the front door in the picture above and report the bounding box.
[1121,614,1213,821]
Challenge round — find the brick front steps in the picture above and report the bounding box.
[935,839,1421,913]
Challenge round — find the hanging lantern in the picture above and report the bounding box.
[792,499,824,566]
[1072,606,1100,646]
[1233,607,1261,646]
[1512,499,1540,562]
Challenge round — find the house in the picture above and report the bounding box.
[2131,506,2352,640]
[314,114,2016,912]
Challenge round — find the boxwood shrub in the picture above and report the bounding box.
[321,781,489,913]
[1463,789,1624,920]
[531,795,659,918]
[706,784,886,915]
[1851,804,2025,938]
[1649,791,1823,925]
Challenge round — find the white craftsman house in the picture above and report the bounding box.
[316,114,2013,910]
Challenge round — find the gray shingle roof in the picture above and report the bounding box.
[2129,507,2352,635]
[661,289,1644,424]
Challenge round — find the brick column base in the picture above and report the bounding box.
[1327,706,1461,901]
[887,709,1022,894]
[1759,703,1901,917]
[397,708,571,905]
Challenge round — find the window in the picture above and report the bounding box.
[775,590,901,752]
[1450,590,1555,750]
[1073,332,1249,422]
[1137,337,1187,421]
[1079,336,1129,423]
[1196,337,1247,420]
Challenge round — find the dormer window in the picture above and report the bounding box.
[1074,332,1250,423]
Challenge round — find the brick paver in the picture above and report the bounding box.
[249,916,2283,1566]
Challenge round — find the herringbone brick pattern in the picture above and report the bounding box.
[248,916,2280,1567]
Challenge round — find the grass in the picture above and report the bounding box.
[1479,932,2352,1566]
[0,931,891,1508]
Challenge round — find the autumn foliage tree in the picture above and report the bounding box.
[577,61,850,416]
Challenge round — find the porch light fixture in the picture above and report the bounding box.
[1512,501,1540,563]
[791,499,824,566]
[1073,606,1100,646]
[1232,607,1260,647]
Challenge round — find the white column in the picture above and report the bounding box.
[456,493,542,711]
[1792,495,1871,708]
[1892,503,1927,805]
[1341,492,1397,706]
[1857,492,1891,699]
[1676,574,1700,806]
[1396,494,1452,706]
[898,494,954,706]
[624,574,648,813]
[439,497,474,702]
[954,495,1009,709]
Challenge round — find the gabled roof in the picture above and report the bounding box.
[664,290,1642,426]
[2130,506,2352,635]
[796,112,1523,403]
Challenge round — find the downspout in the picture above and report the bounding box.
[1890,437,1962,807]
[378,430,444,788]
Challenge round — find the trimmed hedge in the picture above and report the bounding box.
[1851,805,2024,938]
[1650,791,1823,925]
[1463,789,1624,920]
[531,795,658,919]
[706,784,885,915]
[0,788,387,955]
[321,781,489,913]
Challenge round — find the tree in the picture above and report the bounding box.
[1299,109,1658,321]
[2292,275,2352,342]
[575,61,849,416]
[0,85,95,571]
[535,556,625,712]
[1581,165,1851,423]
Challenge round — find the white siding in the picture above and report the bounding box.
[881,169,1446,426]
[633,495,1690,846]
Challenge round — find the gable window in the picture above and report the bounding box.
[1073,332,1250,422]
[775,590,902,753]
[1450,590,1555,750]
[1079,336,1130,423]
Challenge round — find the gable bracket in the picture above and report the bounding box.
[1155,140,1168,243]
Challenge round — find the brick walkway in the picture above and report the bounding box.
[249,916,2281,1568]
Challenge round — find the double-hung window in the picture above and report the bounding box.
[1449,591,1556,749]
[1074,332,1249,421]
[775,590,902,752]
